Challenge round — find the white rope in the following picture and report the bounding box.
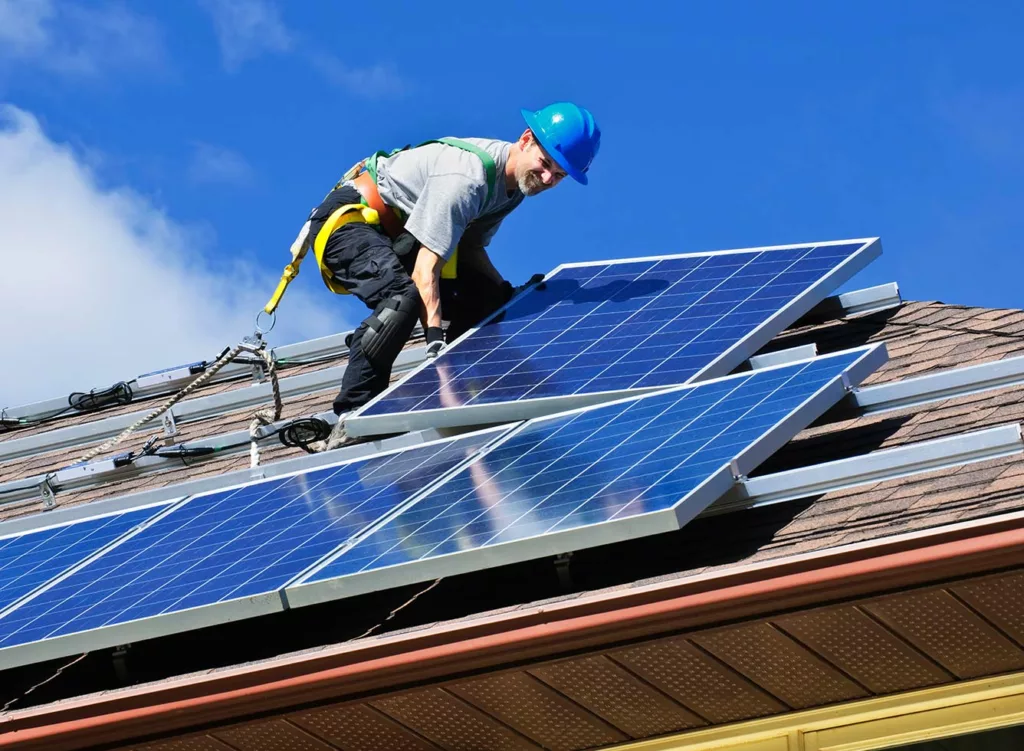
[248,346,282,468]
[66,339,283,476]
[71,342,251,467]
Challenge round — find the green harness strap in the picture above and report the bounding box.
[364,137,498,203]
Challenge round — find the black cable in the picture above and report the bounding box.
[0,381,134,433]
[0,418,21,433]
[0,404,77,431]
[1,328,424,434]
[278,417,332,454]
[67,381,133,413]
[153,445,217,459]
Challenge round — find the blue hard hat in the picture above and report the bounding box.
[521,102,601,185]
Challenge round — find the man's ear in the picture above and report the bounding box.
[517,128,533,150]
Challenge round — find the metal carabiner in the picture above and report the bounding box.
[255,309,277,336]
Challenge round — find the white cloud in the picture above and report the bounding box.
[196,0,407,93]
[0,0,165,78]
[308,52,408,98]
[0,106,355,407]
[0,0,51,56]
[188,142,257,186]
[199,0,292,71]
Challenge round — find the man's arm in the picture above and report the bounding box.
[457,245,504,287]
[411,245,445,328]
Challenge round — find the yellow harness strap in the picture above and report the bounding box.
[263,204,380,314]
[312,203,380,295]
[442,248,458,280]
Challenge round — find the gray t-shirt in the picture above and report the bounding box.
[375,138,524,261]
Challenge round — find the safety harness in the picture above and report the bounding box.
[264,138,498,315]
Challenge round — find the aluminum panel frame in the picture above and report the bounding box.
[345,238,882,438]
[288,344,887,608]
[0,426,514,671]
[0,348,889,672]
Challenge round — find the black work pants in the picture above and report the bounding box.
[311,186,419,415]
[312,187,511,415]
[440,264,513,343]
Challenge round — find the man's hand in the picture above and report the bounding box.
[509,273,547,301]
[518,273,547,293]
[425,326,446,359]
[411,245,445,328]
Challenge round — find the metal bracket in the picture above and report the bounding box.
[39,476,56,510]
[112,644,131,684]
[554,552,574,591]
[161,410,178,445]
[250,361,265,385]
[240,339,270,384]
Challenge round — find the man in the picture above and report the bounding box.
[308,102,601,448]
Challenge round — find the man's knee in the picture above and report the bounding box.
[360,289,421,370]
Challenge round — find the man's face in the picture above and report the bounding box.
[515,131,567,196]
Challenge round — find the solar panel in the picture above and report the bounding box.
[0,428,508,663]
[287,344,886,606]
[345,238,881,438]
[0,504,169,615]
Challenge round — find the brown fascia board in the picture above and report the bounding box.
[2,510,1024,751]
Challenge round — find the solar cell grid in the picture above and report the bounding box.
[0,430,503,649]
[0,505,168,614]
[302,345,883,587]
[348,239,879,436]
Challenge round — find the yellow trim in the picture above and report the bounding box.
[265,204,379,313]
[264,260,300,314]
[442,246,459,279]
[611,672,1024,751]
[264,219,314,314]
[312,204,380,295]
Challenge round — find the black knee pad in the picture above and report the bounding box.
[361,292,420,370]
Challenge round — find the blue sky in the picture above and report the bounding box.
[1,0,1022,403]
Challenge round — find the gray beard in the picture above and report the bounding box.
[517,170,545,196]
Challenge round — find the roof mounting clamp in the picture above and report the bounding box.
[729,458,746,481]
[161,411,178,444]
[248,347,275,384]
[554,552,574,591]
[112,644,131,684]
[39,477,56,510]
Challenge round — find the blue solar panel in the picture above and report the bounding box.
[346,239,880,436]
[0,430,503,650]
[298,345,884,589]
[0,504,168,613]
